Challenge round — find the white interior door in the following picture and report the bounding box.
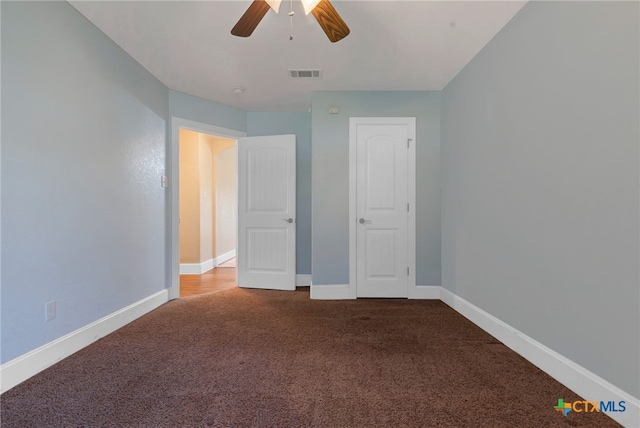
[237,134,296,290]
[353,118,415,298]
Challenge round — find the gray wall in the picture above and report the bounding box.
[1,2,168,363]
[247,112,312,275]
[169,90,246,133]
[441,1,639,397]
[312,91,441,286]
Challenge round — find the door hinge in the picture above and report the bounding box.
[407,267,410,276]
[407,203,409,212]
[407,138,412,148]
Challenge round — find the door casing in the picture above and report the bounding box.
[169,117,246,299]
[348,117,417,299]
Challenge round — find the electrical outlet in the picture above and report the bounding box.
[45,301,56,321]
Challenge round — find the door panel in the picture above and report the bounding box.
[365,229,398,278]
[356,123,411,298]
[365,137,397,210]
[247,228,288,272]
[238,135,296,290]
[247,147,288,211]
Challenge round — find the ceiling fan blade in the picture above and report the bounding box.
[311,0,350,43]
[231,0,271,37]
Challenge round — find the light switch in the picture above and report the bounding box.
[161,175,169,188]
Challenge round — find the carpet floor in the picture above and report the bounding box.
[1,288,620,427]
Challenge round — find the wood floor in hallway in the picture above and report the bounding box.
[180,266,237,298]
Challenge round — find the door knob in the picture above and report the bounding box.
[359,218,371,224]
[283,218,294,224]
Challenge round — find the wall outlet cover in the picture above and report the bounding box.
[45,301,56,321]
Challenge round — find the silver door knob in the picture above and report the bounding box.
[359,218,371,224]
[283,218,294,223]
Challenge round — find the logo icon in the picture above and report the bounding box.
[554,399,572,416]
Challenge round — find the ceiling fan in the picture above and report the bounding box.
[231,0,350,43]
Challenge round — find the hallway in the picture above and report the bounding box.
[180,265,236,297]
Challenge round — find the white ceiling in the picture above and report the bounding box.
[70,0,527,111]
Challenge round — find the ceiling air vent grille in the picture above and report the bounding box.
[289,69,322,79]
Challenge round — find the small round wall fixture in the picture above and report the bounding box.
[233,87,245,95]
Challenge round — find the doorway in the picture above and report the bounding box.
[178,129,236,274]
[348,117,417,298]
[169,118,247,299]
[178,129,237,297]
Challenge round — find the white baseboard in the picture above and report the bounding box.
[180,259,214,274]
[310,284,441,300]
[0,289,169,394]
[310,284,351,300]
[296,274,312,287]
[409,285,441,299]
[180,250,236,275]
[216,250,236,266]
[439,287,639,428]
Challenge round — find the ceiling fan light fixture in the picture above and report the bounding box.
[265,0,282,13]
[231,0,349,42]
[301,0,321,15]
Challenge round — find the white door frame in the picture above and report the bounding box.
[169,117,246,299]
[348,117,416,299]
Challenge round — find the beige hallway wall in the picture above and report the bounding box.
[215,146,237,256]
[179,129,201,263]
[180,129,236,265]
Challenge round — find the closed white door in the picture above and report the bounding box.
[237,135,296,291]
[353,118,415,298]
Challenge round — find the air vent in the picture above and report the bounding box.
[288,69,322,79]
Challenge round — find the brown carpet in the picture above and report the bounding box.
[1,288,620,427]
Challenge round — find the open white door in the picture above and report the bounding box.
[237,134,296,290]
